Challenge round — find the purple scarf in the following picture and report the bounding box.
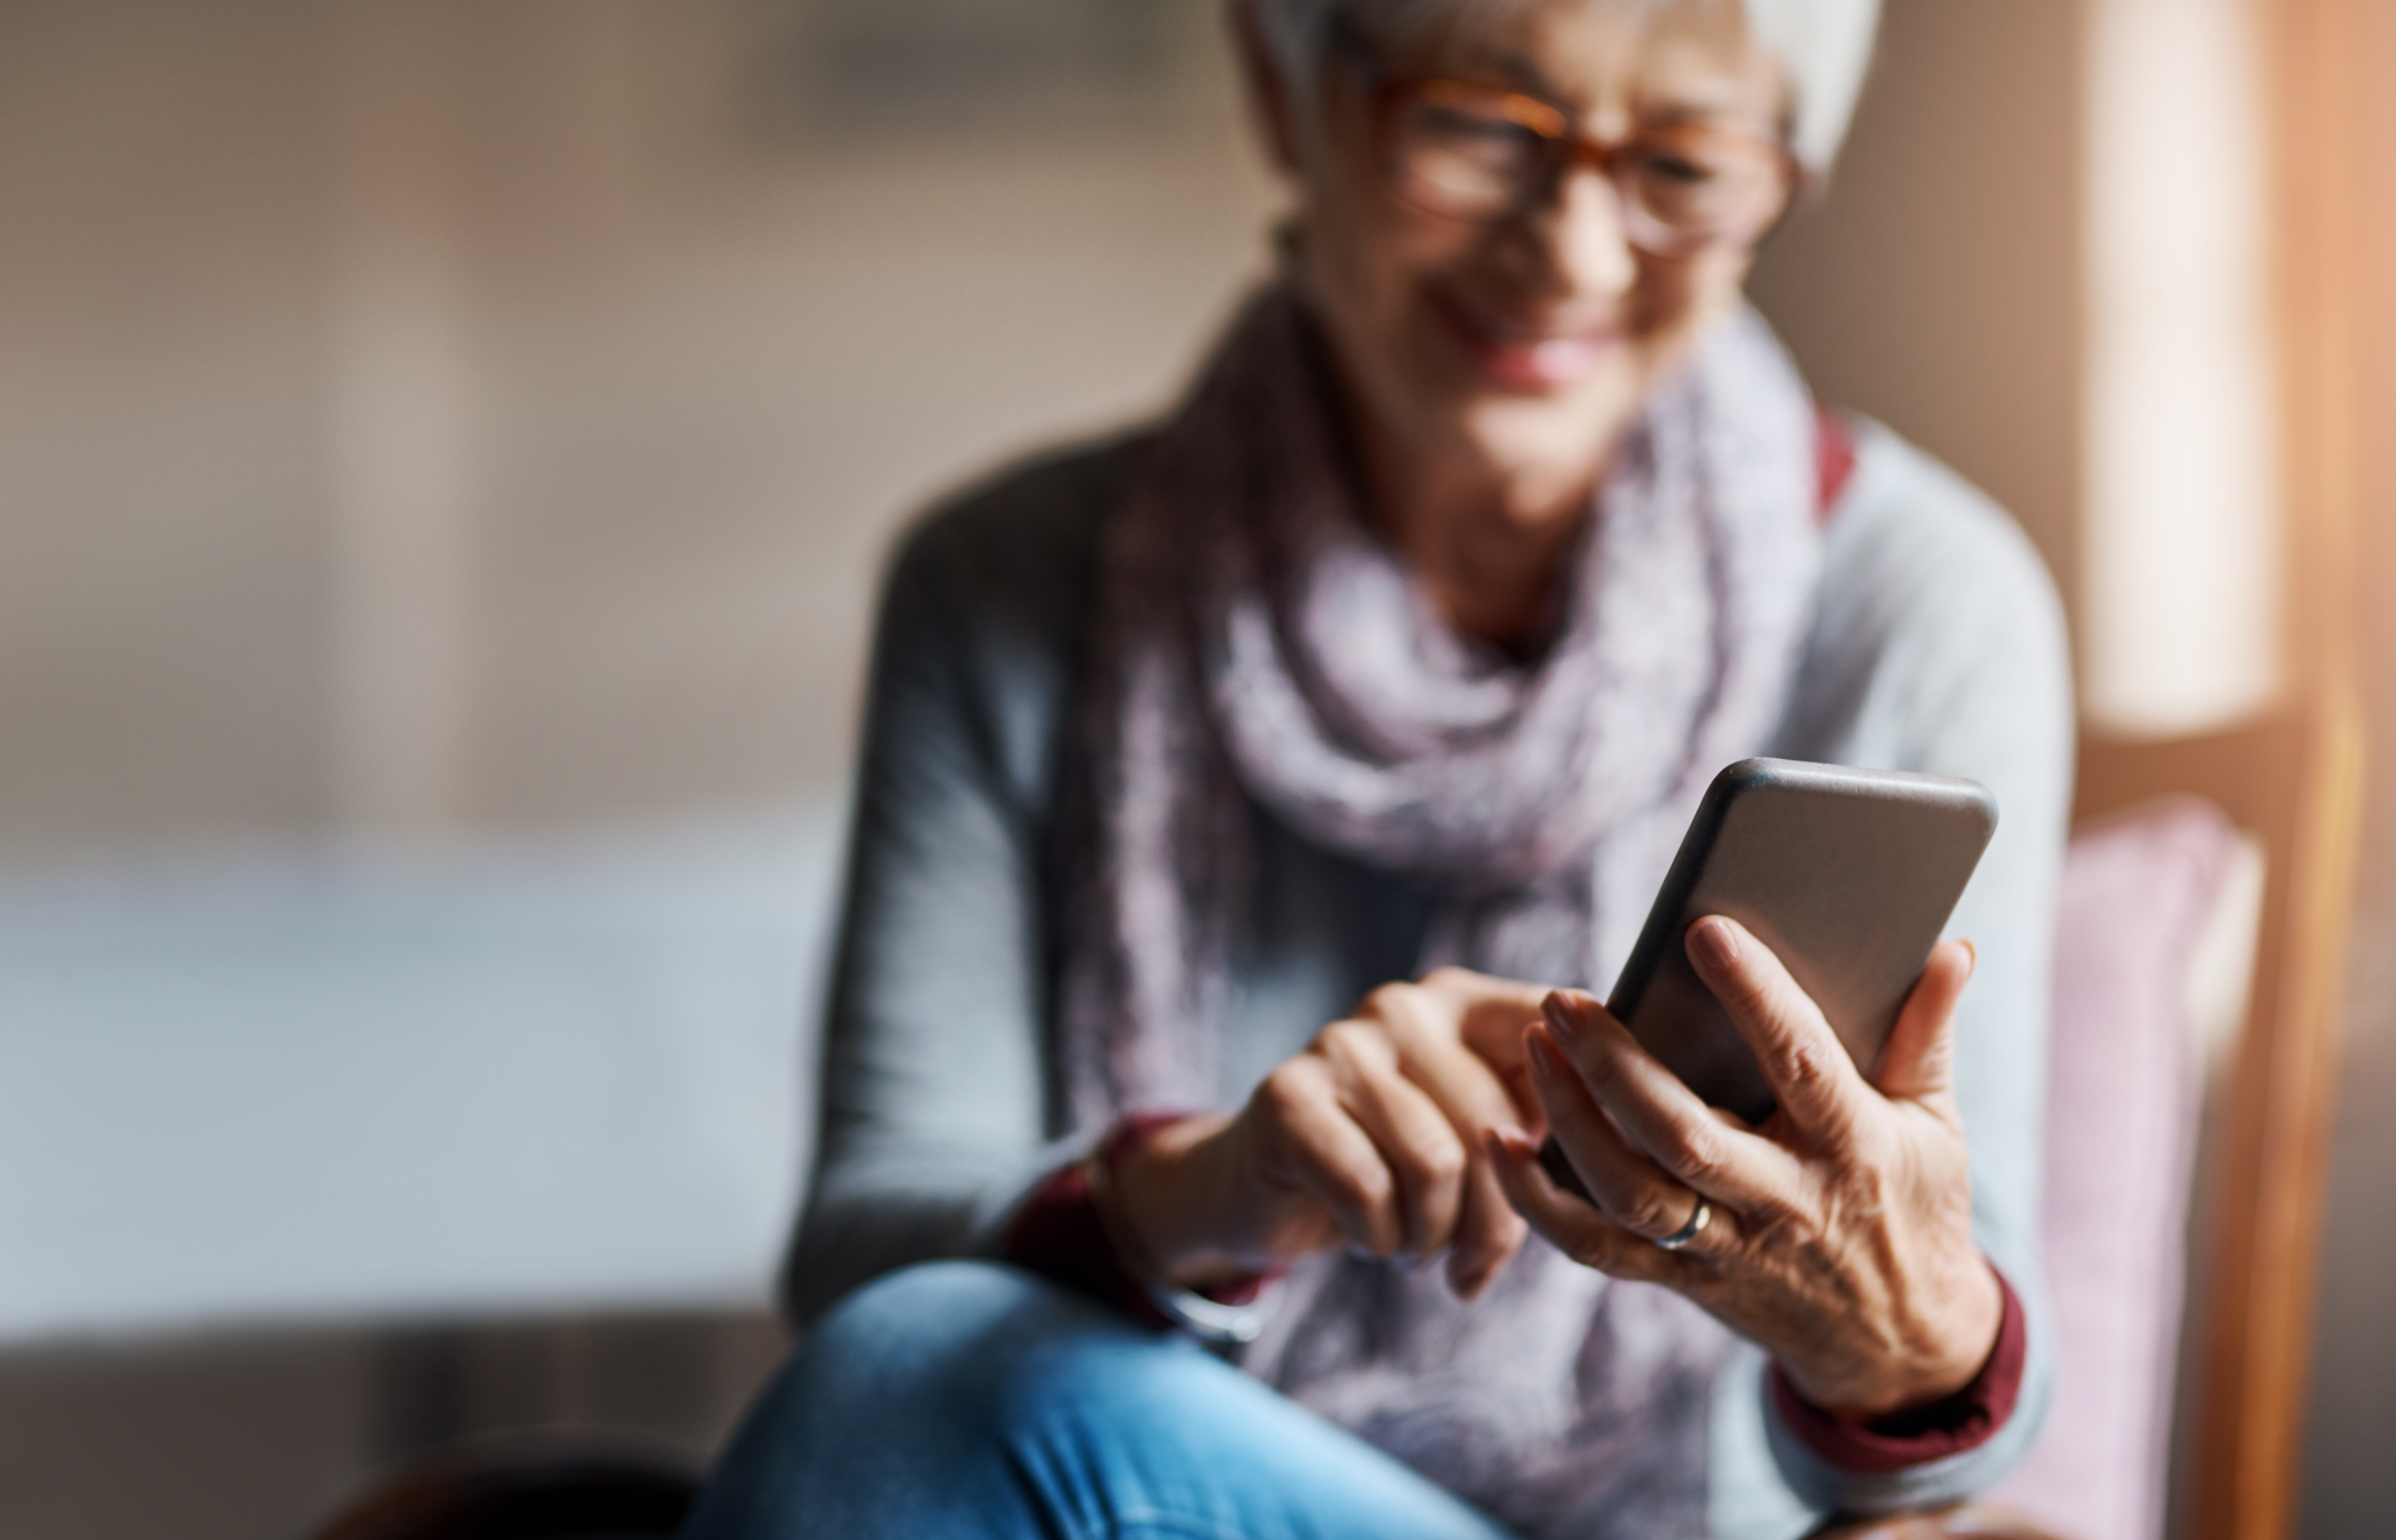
[1059,285,1822,1535]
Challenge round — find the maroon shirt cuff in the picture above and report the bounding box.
[1816,406,1859,522]
[999,1112,1275,1331]
[1767,1269,2028,1476]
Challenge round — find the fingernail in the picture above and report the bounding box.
[1527,1029,1567,1081]
[1688,916,1739,971]
[1959,938,1978,973]
[1541,991,1586,1046]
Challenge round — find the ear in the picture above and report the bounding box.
[1226,0,1302,174]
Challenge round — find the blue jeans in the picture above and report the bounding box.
[680,1261,1517,1540]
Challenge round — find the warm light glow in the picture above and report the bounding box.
[2082,0,2280,732]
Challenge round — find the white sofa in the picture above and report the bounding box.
[0,801,845,1344]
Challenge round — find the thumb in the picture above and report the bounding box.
[1872,939,1974,1109]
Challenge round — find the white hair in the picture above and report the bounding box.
[1248,0,1882,175]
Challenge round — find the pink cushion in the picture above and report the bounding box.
[1990,797,2238,1540]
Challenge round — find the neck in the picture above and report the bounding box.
[1356,428,1609,656]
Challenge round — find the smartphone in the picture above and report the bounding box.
[1539,758,1996,1194]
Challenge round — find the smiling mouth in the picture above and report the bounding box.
[1425,286,1623,393]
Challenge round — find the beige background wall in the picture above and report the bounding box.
[0,0,1276,855]
[1752,1,2084,634]
[0,0,333,852]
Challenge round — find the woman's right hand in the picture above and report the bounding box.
[1105,968,1551,1300]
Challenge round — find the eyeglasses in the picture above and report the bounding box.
[1332,25,1796,257]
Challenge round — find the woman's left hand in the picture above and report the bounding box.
[1488,916,2002,1419]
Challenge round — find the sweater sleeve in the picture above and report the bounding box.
[776,445,1129,1328]
[1760,422,2073,1515]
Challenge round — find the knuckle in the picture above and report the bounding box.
[1565,1226,1624,1271]
[1764,1028,1831,1087]
[1385,1143,1450,1199]
[1619,1190,1681,1235]
[1580,1043,1633,1095]
[1420,965,1476,996]
[1254,1063,1317,1121]
[1373,983,1442,1045]
[1414,1135,1467,1188]
[1733,1205,1783,1247]
[1652,1122,1722,1182]
[1334,1163,1393,1216]
[1331,1164,1390,1211]
[1315,1019,1379,1065]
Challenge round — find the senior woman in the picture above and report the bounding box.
[685,0,2069,1535]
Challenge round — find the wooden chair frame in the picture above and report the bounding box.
[2074,698,2364,1540]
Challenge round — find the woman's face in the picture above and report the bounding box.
[1268,0,1791,500]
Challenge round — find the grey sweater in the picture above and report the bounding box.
[785,418,2073,1535]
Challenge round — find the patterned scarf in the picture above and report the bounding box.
[1057,283,1822,1536]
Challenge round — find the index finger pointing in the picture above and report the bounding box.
[1366,981,1539,1140]
[1408,970,1555,1125]
[1684,915,1865,1142]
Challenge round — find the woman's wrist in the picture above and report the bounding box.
[1789,1255,2007,1422]
[1078,1111,1280,1346]
[1770,1267,2029,1474]
[1100,1110,1246,1288]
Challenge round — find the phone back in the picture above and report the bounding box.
[1612,758,1998,1124]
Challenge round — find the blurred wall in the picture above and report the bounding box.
[1751,1,2084,646]
[0,0,335,853]
[0,0,1276,856]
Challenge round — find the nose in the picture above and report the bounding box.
[1521,164,1639,305]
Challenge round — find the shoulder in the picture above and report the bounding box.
[1818,421,2062,647]
[882,431,1141,645]
[1782,419,2073,771]
[873,429,1146,702]
[860,430,1142,810]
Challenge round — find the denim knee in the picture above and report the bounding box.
[810,1254,1126,1379]
[687,1260,1517,1540]
[798,1259,1148,1429]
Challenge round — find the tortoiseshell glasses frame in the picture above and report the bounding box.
[1331,21,1798,257]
